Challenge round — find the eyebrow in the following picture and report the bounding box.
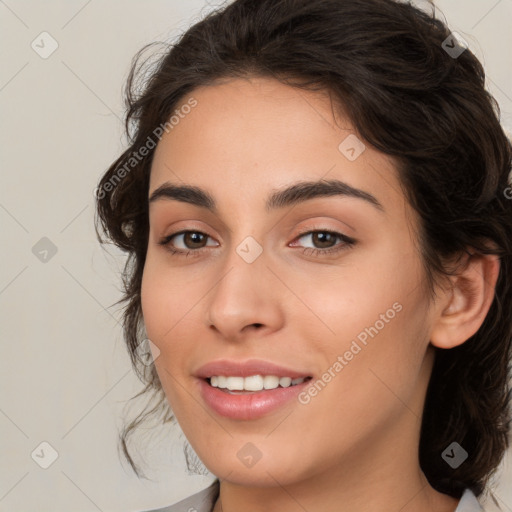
[148,179,384,213]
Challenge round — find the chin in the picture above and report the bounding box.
[198,448,313,488]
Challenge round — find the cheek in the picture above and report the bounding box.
[141,263,195,414]
[301,247,430,400]
[140,262,167,340]
[140,254,197,344]
[293,292,431,462]
[294,244,422,348]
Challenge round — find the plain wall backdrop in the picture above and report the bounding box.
[1,1,511,511]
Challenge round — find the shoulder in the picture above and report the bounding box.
[454,489,485,512]
[138,479,220,512]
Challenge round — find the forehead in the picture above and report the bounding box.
[149,76,405,214]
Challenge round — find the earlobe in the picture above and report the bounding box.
[430,253,500,350]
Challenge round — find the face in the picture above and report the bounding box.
[141,76,437,487]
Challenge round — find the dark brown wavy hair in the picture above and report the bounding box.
[94,0,512,503]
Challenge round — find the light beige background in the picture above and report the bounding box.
[0,1,511,511]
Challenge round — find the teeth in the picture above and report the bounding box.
[245,375,264,391]
[279,377,292,388]
[226,376,244,390]
[209,375,307,391]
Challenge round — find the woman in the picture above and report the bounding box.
[95,0,512,510]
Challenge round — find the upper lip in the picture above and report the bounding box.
[195,359,312,379]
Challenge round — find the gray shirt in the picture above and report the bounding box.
[140,480,485,512]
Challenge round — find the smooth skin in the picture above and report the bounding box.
[141,76,499,512]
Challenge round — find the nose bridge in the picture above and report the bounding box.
[206,232,283,338]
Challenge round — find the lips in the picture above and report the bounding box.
[194,359,313,420]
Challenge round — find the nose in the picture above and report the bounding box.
[206,243,285,342]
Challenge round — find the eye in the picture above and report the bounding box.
[158,230,218,257]
[290,229,356,257]
[158,228,356,258]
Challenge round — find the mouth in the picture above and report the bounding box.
[197,373,314,420]
[195,359,314,419]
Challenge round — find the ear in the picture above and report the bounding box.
[430,252,500,349]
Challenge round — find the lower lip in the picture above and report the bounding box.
[198,378,311,420]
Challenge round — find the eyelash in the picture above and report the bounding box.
[158,229,356,258]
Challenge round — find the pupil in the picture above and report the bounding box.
[187,232,204,248]
[314,232,334,248]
